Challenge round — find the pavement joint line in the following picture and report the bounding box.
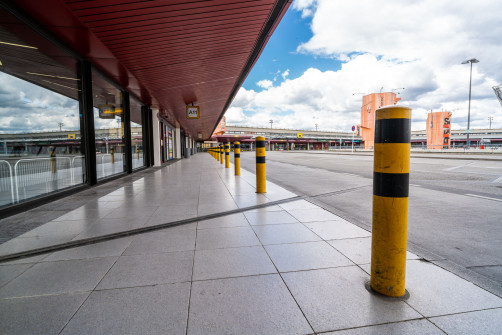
[0,195,304,263]
[464,194,502,202]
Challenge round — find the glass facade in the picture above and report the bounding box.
[130,97,144,170]
[92,72,125,179]
[0,13,84,207]
[0,7,152,210]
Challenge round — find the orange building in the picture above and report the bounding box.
[213,116,226,136]
[359,92,401,148]
[427,111,452,149]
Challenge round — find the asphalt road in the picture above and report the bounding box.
[235,150,502,296]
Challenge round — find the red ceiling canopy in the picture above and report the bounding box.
[11,0,291,140]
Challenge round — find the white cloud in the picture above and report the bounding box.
[281,69,290,80]
[227,0,502,130]
[256,79,273,89]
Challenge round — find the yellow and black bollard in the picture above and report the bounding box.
[225,143,230,168]
[370,106,412,297]
[111,148,115,164]
[219,144,224,164]
[234,142,241,176]
[255,136,266,193]
[136,148,140,160]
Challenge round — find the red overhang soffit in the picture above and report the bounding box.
[12,0,292,140]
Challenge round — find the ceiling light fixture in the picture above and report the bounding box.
[27,72,79,80]
[0,41,37,49]
[42,79,80,91]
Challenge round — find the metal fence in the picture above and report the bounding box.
[0,156,86,206]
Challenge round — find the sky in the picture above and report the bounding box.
[226,0,502,132]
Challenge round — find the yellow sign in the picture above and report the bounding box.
[187,106,200,119]
[297,133,303,138]
[68,134,76,139]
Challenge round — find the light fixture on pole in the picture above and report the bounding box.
[269,119,273,129]
[461,58,479,148]
[315,123,318,131]
[488,116,493,129]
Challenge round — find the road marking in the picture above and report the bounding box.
[465,194,502,202]
[409,184,421,187]
[442,162,476,171]
[492,176,502,183]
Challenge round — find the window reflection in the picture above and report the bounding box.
[0,19,84,207]
[130,98,143,170]
[92,72,125,179]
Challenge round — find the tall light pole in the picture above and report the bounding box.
[488,116,493,129]
[315,123,318,131]
[269,119,273,129]
[461,58,479,148]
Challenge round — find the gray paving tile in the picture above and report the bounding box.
[0,292,90,335]
[288,208,340,222]
[188,274,313,335]
[0,234,79,256]
[404,260,502,317]
[104,206,159,219]
[72,221,142,239]
[1,254,48,265]
[193,246,276,281]
[0,263,32,288]
[329,237,419,265]
[20,220,95,238]
[252,223,321,245]
[0,257,116,298]
[53,208,111,221]
[430,308,502,335]
[244,205,285,212]
[280,200,319,211]
[265,241,354,272]
[62,283,190,335]
[282,266,421,333]
[197,213,250,229]
[97,216,150,226]
[44,237,133,262]
[244,210,299,225]
[195,226,260,250]
[97,251,193,289]
[304,220,371,240]
[123,229,196,255]
[324,319,443,335]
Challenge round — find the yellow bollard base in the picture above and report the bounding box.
[365,281,410,300]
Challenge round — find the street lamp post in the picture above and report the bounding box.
[488,116,493,129]
[461,58,479,148]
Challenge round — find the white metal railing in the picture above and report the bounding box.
[0,160,15,204]
[0,153,140,206]
[14,157,72,202]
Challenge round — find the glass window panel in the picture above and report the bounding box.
[0,12,84,208]
[130,97,143,170]
[92,72,125,179]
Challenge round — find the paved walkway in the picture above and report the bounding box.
[0,154,501,334]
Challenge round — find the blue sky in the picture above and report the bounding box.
[227,0,502,131]
[243,8,340,91]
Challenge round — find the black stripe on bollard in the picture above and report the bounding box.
[374,119,411,143]
[256,156,266,164]
[235,154,240,158]
[256,141,266,148]
[373,172,409,198]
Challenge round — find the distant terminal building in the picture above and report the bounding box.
[214,126,362,150]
